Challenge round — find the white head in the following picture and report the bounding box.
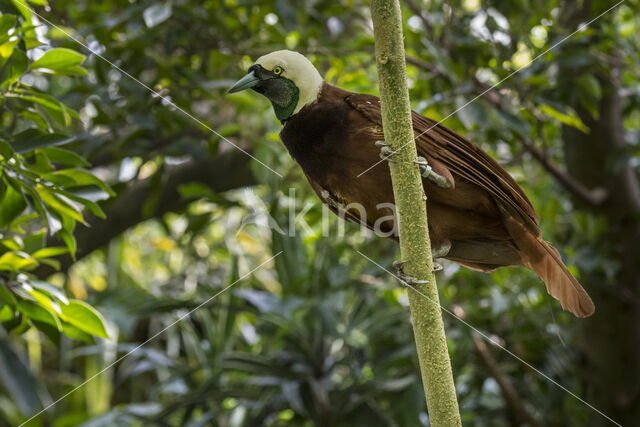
[228,50,324,120]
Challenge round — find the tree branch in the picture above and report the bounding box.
[520,138,607,206]
[473,337,541,427]
[371,1,461,425]
[36,150,256,276]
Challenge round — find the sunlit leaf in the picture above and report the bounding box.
[0,16,16,44]
[31,247,68,259]
[36,185,86,224]
[17,299,61,330]
[59,300,109,338]
[539,104,589,133]
[0,251,38,271]
[30,47,86,71]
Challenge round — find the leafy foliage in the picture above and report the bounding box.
[0,11,110,346]
[0,0,638,425]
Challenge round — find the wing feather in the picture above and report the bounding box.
[346,93,539,232]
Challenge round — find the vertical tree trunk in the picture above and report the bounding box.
[562,71,640,426]
[369,1,461,425]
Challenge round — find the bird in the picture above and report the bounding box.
[228,50,595,317]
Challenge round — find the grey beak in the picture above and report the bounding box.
[228,70,259,93]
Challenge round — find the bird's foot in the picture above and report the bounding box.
[392,260,430,286]
[376,140,396,161]
[415,156,452,189]
[430,241,451,271]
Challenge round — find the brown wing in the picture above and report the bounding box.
[305,175,397,237]
[345,93,539,232]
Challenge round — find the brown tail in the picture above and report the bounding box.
[502,213,595,317]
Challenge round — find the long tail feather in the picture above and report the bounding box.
[502,212,595,317]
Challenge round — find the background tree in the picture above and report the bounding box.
[0,0,637,425]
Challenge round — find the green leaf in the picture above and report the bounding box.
[28,281,68,305]
[9,129,78,154]
[60,321,94,343]
[40,147,90,166]
[36,185,85,223]
[43,64,88,76]
[0,284,17,306]
[19,109,50,130]
[58,229,76,259]
[65,186,111,202]
[17,299,61,330]
[31,247,68,259]
[10,0,32,21]
[30,47,86,71]
[0,140,14,158]
[0,16,16,44]
[0,184,27,226]
[0,48,27,88]
[575,74,601,100]
[56,188,106,219]
[539,104,589,133]
[10,89,79,126]
[32,319,60,346]
[0,340,43,415]
[27,0,49,6]
[143,3,173,28]
[0,238,21,251]
[0,39,19,59]
[496,109,532,138]
[59,300,109,338]
[38,258,60,270]
[9,175,56,233]
[44,169,115,196]
[178,182,218,200]
[0,251,38,271]
[0,305,21,331]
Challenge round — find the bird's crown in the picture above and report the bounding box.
[229,50,323,120]
[255,50,324,117]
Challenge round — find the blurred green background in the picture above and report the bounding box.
[0,0,639,425]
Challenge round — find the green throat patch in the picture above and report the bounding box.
[272,78,300,120]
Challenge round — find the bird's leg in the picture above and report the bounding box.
[376,142,451,191]
[375,140,395,161]
[392,260,429,287]
[393,241,450,281]
[415,156,452,189]
[430,241,451,272]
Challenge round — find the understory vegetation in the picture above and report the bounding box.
[0,0,638,426]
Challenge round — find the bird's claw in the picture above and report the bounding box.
[376,140,396,161]
[415,156,452,189]
[392,260,429,287]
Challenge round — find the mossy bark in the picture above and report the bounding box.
[370,1,462,425]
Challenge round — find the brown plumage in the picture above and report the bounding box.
[228,50,594,317]
[280,83,594,317]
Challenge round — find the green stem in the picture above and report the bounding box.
[369,0,462,425]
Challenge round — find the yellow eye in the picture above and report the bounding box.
[273,66,283,75]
